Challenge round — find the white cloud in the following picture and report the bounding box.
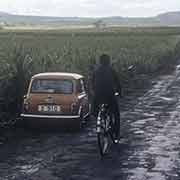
[0,0,180,17]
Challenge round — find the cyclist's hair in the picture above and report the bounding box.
[99,54,110,66]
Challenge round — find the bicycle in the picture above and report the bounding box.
[96,93,120,157]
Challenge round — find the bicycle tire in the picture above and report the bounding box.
[109,113,117,144]
[97,130,109,156]
[97,113,110,156]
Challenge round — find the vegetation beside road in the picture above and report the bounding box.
[0,27,180,126]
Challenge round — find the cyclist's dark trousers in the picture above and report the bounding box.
[93,95,120,138]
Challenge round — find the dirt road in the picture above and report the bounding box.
[1,65,180,180]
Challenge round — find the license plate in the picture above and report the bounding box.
[38,105,61,112]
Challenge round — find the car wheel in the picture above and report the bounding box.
[21,118,27,128]
[73,117,82,131]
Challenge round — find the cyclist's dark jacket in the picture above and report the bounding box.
[92,64,121,138]
[92,64,121,103]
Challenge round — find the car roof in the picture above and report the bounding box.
[32,72,84,80]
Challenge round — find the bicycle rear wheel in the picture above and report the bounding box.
[97,115,110,156]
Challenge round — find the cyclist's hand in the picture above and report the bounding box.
[115,92,122,98]
[114,92,119,96]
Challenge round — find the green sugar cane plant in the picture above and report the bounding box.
[174,41,180,60]
[0,29,179,126]
[0,45,33,121]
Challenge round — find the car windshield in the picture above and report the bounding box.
[31,79,73,94]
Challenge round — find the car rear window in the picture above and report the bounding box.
[31,79,73,94]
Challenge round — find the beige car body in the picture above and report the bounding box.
[21,72,90,129]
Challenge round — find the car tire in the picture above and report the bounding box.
[21,118,26,128]
[73,118,83,131]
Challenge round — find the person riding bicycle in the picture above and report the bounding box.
[92,54,122,141]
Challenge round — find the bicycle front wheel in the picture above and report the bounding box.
[109,113,117,144]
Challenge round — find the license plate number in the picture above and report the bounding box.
[38,105,61,112]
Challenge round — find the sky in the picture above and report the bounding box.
[0,0,180,17]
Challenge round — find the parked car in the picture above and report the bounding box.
[21,72,91,130]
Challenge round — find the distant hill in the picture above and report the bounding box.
[0,11,11,16]
[102,12,180,26]
[0,11,180,28]
[157,12,180,25]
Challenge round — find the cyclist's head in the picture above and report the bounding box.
[99,54,111,66]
